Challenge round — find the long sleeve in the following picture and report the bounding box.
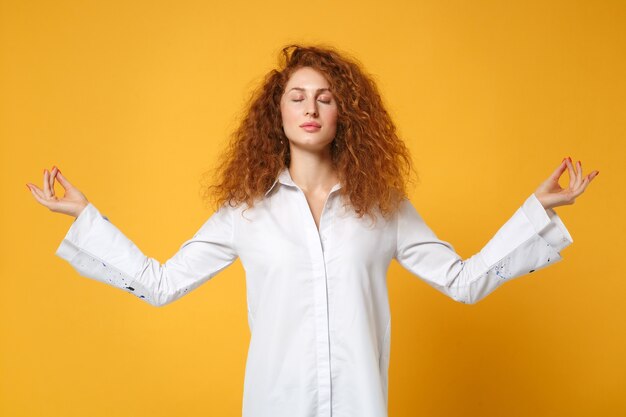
[55,202,238,307]
[394,193,573,304]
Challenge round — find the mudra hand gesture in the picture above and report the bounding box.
[533,156,599,211]
[26,166,89,218]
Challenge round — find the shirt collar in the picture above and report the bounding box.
[264,167,342,197]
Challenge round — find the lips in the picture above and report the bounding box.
[300,122,321,128]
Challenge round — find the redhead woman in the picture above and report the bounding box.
[27,45,598,417]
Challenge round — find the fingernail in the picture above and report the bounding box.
[26,184,30,190]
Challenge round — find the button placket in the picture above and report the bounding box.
[292,187,333,415]
[320,193,337,247]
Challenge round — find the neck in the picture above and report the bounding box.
[288,146,338,194]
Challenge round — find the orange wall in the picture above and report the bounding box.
[2,0,623,416]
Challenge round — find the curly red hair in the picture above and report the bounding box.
[201,44,419,223]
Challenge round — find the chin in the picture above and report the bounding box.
[289,138,334,152]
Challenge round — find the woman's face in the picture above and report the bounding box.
[280,66,338,153]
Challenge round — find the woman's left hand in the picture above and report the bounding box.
[533,157,599,211]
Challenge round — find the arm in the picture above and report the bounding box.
[394,193,573,304]
[55,202,238,307]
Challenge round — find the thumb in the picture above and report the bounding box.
[55,170,75,189]
[547,159,567,182]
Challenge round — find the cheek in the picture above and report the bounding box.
[280,104,297,124]
[280,105,299,140]
[326,109,339,128]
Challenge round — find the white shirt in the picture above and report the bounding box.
[55,166,573,417]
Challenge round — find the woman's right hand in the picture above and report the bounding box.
[26,166,90,218]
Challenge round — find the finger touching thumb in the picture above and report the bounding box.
[56,171,74,188]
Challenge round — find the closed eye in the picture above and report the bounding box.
[291,97,332,104]
[291,99,332,104]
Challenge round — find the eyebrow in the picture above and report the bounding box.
[287,87,332,93]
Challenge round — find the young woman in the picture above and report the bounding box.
[27,44,598,417]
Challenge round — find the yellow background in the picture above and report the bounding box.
[1,0,624,416]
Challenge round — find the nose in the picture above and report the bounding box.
[305,100,318,117]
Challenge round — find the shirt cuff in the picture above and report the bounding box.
[521,193,574,253]
[56,202,108,261]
